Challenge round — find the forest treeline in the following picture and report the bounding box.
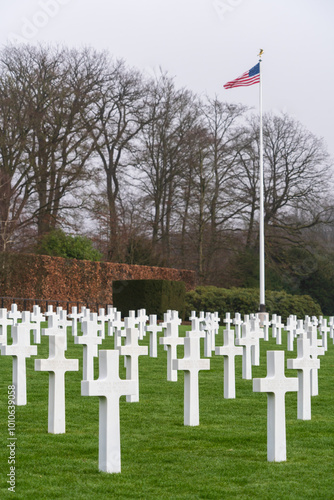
[1,44,334,312]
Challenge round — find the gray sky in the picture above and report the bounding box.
[2,0,334,156]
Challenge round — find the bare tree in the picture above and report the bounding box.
[0,44,106,242]
[135,73,199,263]
[89,59,149,260]
[238,113,333,249]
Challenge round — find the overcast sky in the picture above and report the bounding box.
[1,0,333,156]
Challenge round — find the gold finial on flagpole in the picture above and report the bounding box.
[258,49,264,60]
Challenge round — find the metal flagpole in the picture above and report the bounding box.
[258,49,265,312]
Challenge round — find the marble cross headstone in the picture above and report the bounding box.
[7,303,22,326]
[261,316,271,342]
[97,308,108,339]
[173,334,210,426]
[35,333,79,433]
[81,349,136,473]
[105,306,117,337]
[159,313,184,381]
[215,328,243,398]
[235,321,258,380]
[58,309,72,334]
[275,316,284,345]
[203,313,214,357]
[0,308,12,345]
[233,313,243,340]
[42,314,67,349]
[137,309,148,340]
[319,318,329,351]
[68,306,83,337]
[329,316,334,341]
[112,312,125,348]
[74,318,103,380]
[212,311,220,336]
[187,318,205,339]
[145,314,162,358]
[189,311,197,323]
[307,325,325,396]
[1,320,38,405]
[271,314,277,339]
[253,350,298,462]
[286,316,297,351]
[250,317,263,366]
[31,305,45,344]
[117,322,148,402]
[287,336,320,420]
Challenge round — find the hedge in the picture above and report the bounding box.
[112,279,186,320]
[185,286,322,322]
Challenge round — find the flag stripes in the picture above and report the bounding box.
[224,63,260,89]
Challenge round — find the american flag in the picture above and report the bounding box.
[224,63,260,89]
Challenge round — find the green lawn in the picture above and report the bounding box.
[0,323,333,499]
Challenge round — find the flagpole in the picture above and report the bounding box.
[258,50,265,312]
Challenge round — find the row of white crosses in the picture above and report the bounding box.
[0,304,332,470]
[193,310,328,462]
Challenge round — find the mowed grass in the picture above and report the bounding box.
[0,322,333,499]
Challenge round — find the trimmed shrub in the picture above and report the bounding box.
[112,280,186,320]
[185,286,322,322]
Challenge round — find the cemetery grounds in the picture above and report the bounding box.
[0,321,333,499]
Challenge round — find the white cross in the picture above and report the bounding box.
[189,311,197,323]
[105,306,117,336]
[203,313,214,357]
[117,324,148,402]
[31,305,45,344]
[250,317,264,366]
[68,306,83,336]
[215,329,243,398]
[137,309,148,340]
[7,304,22,326]
[159,319,184,381]
[287,336,320,420]
[307,325,325,396]
[295,319,306,339]
[329,316,334,341]
[81,349,136,473]
[88,313,104,338]
[187,318,205,339]
[97,308,108,339]
[285,316,297,351]
[235,322,258,380]
[319,318,329,351]
[275,316,284,345]
[112,312,125,349]
[42,314,68,349]
[145,315,162,357]
[74,318,103,380]
[58,309,72,333]
[261,316,271,341]
[0,308,12,345]
[1,322,37,405]
[212,311,220,335]
[45,305,56,318]
[232,313,242,339]
[35,333,79,433]
[253,350,298,462]
[271,314,277,339]
[127,310,137,328]
[173,334,210,426]
[223,312,233,330]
